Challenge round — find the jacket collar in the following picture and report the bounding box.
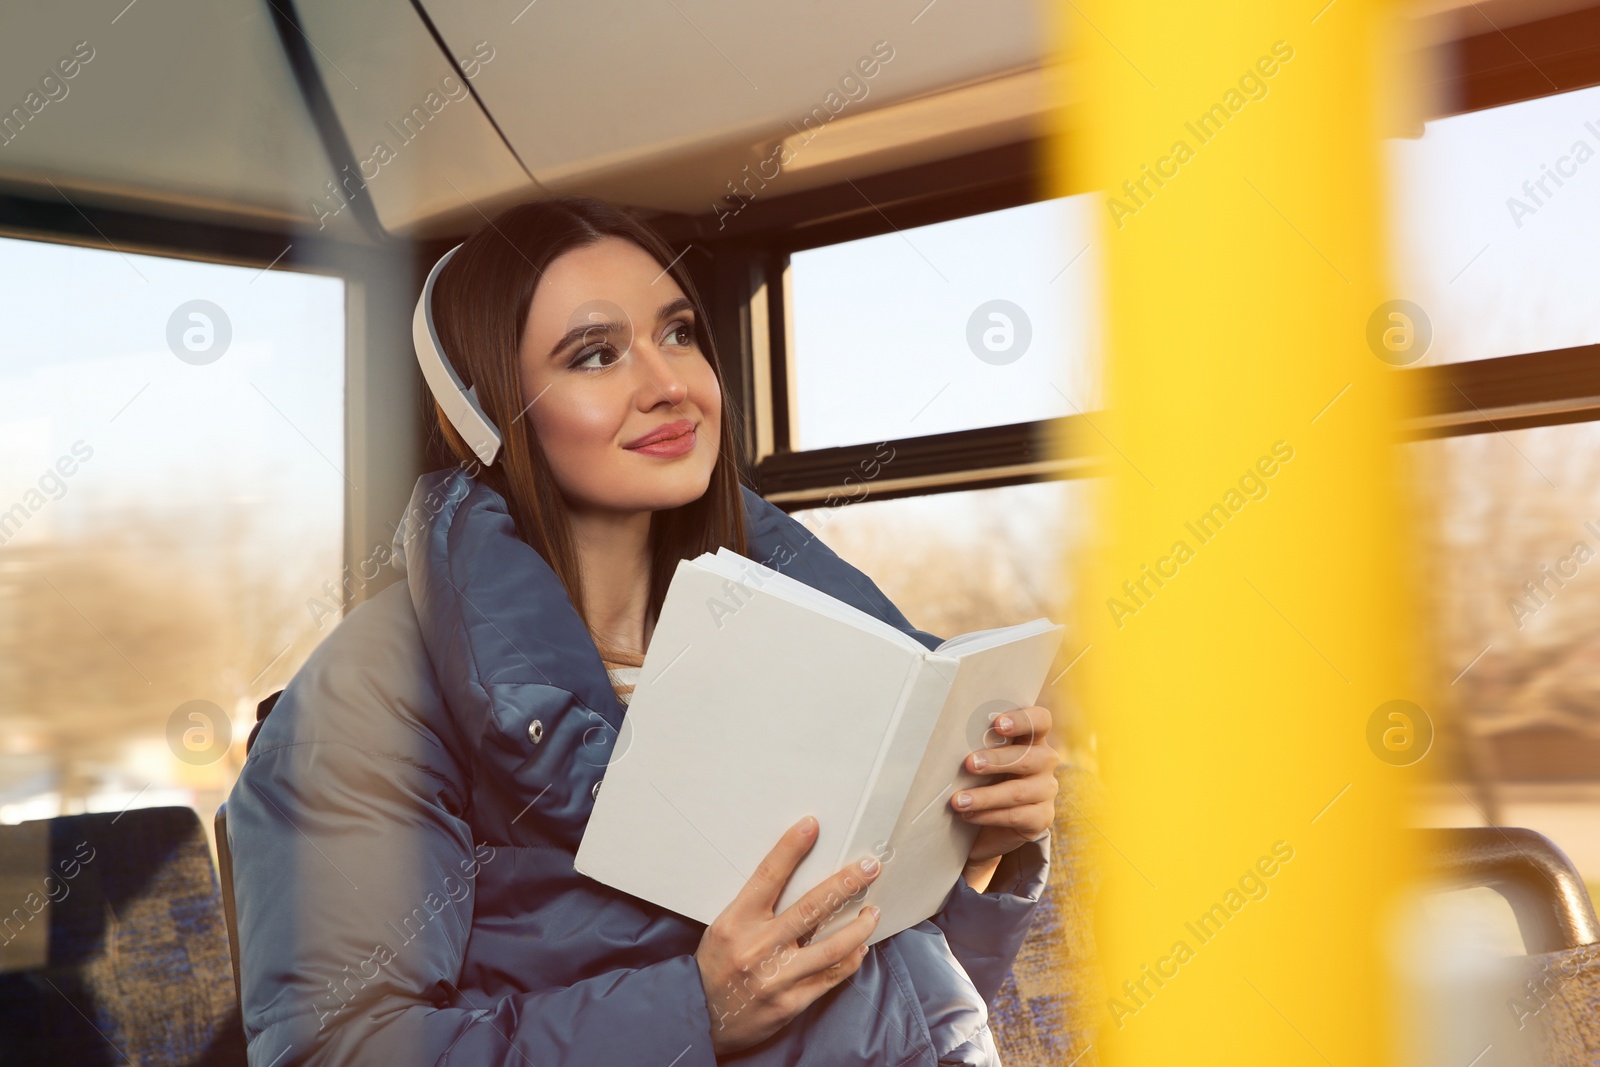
[391,467,937,734]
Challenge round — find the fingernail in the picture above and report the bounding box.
[798,816,816,835]
[971,753,987,771]
[860,857,879,875]
[996,715,1013,733]
[955,793,972,809]
[868,906,881,921]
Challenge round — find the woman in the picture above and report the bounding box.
[226,195,1060,1066]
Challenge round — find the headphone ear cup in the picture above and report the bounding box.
[413,244,504,466]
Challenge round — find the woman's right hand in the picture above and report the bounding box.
[694,815,883,1056]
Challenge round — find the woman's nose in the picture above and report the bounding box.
[634,343,688,407]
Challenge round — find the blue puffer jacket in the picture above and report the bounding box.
[226,467,1051,1066]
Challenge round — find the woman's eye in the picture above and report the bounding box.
[571,344,618,370]
[665,322,694,347]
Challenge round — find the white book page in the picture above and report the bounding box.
[813,621,1066,944]
[574,558,924,927]
[934,617,1058,657]
[705,548,925,652]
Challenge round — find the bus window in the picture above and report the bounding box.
[790,479,1084,637]
[0,235,344,840]
[1390,84,1600,365]
[1411,419,1600,906]
[787,193,1101,450]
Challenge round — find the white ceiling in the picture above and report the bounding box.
[0,0,1052,242]
[1,0,1577,243]
[0,0,368,238]
[290,0,534,238]
[415,0,1044,219]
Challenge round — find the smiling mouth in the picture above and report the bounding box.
[624,424,698,458]
[624,418,696,450]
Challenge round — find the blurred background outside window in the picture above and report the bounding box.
[1392,83,1600,910]
[0,235,344,847]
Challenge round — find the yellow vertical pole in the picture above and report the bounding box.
[1056,0,1417,1063]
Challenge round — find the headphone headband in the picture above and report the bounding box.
[412,243,504,466]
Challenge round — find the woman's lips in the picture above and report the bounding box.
[623,419,697,457]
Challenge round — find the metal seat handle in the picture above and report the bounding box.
[1420,826,1600,955]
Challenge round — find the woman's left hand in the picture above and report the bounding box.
[952,705,1062,865]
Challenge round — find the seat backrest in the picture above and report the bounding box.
[215,804,242,1008]
[0,806,247,1065]
[1416,825,1600,1067]
[208,688,282,1020]
[990,764,1096,1067]
[245,688,285,755]
[1422,825,1600,954]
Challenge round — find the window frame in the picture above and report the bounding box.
[652,138,1104,512]
[1427,2,1600,121]
[1399,2,1600,440]
[650,2,1600,511]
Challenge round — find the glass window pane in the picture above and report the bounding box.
[788,194,1103,451]
[1411,421,1600,900]
[1389,85,1600,364]
[0,236,345,839]
[787,477,1093,687]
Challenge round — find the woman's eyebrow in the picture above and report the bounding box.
[546,317,622,361]
[655,296,694,321]
[545,298,696,361]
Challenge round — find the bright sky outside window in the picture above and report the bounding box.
[788,193,1102,451]
[0,235,344,839]
[1389,84,1600,364]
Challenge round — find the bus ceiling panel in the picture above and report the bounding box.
[413,0,1046,216]
[288,0,532,239]
[562,66,1056,230]
[0,0,368,242]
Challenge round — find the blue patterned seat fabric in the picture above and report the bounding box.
[0,807,246,1066]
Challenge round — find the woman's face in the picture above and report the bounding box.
[518,236,722,515]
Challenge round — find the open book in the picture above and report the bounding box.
[573,548,1064,946]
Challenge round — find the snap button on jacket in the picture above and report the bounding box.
[226,468,1052,1066]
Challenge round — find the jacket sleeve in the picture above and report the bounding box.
[927,833,1052,1005]
[227,585,719,1067]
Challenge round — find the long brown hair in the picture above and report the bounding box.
[422,195,749,647]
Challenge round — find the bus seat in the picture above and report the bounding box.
[1425,826,1600,954]
[215,804,241,1010]
[990,762,1098,1067]
[0,807,246,1065]
[1423,826,1600,1066]
[245,689,285,756]
[214,688,281,1009]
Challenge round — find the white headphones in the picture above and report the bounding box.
[412,243,503,466]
